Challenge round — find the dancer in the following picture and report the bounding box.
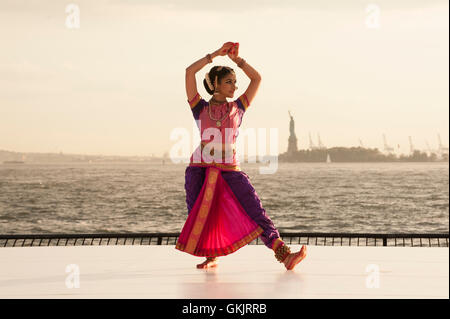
[176,42,307,270]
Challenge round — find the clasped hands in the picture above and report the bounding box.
[217,42,240,62]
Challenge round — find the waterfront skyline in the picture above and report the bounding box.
[0,0,448,157]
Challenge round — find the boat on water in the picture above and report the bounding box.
[2,161,25,164]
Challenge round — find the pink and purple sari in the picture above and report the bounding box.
[176,166,263,256]
[176,93,280,257]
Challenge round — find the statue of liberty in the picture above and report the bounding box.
[287,111,298,154]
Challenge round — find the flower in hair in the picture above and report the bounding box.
[205,72,214,91]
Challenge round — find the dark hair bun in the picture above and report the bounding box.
[203,66,235,96]
[203,75,214,95]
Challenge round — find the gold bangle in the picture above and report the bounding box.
[206,53,213,63]
[237,58,246,68]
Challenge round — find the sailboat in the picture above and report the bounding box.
[326,153,332,163]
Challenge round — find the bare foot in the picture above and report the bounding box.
[284,245,307,270]
[196,257,218,269]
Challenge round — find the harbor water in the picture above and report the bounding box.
[0,162,448,234]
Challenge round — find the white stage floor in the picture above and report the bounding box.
[0,245,448,299]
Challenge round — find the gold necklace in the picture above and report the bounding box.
[208,101,231,127]
[210,96,226,104]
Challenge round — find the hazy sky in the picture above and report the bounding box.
[0,0,448,156]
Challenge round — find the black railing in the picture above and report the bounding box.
[0,232,448,248]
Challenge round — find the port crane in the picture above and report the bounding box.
[383,134,395,153]
[317,133,326,149]
[308,132,326,150]
[408,136,417,154]
[425,140,434,156]
[359,138,364,148]
[309,132,317,150]
[438,134,449,156]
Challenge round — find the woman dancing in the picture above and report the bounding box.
[175,42,307,270]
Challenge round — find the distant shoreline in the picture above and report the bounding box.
[1,160,449,165]
[1,148,449,164]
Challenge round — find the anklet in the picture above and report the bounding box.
[274,244,291,263]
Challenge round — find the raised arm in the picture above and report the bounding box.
[185,42,234,102]
[227,43,261,106]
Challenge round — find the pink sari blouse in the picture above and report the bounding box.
[187,93,250,171]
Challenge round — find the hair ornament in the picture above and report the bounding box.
[205,72,214,91]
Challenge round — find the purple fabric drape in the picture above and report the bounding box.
[184,166,280,249]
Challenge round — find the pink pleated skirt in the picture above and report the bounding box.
[176,167,263,257]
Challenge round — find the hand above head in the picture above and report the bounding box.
[227,42,239,61]
[217,42,235,56]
